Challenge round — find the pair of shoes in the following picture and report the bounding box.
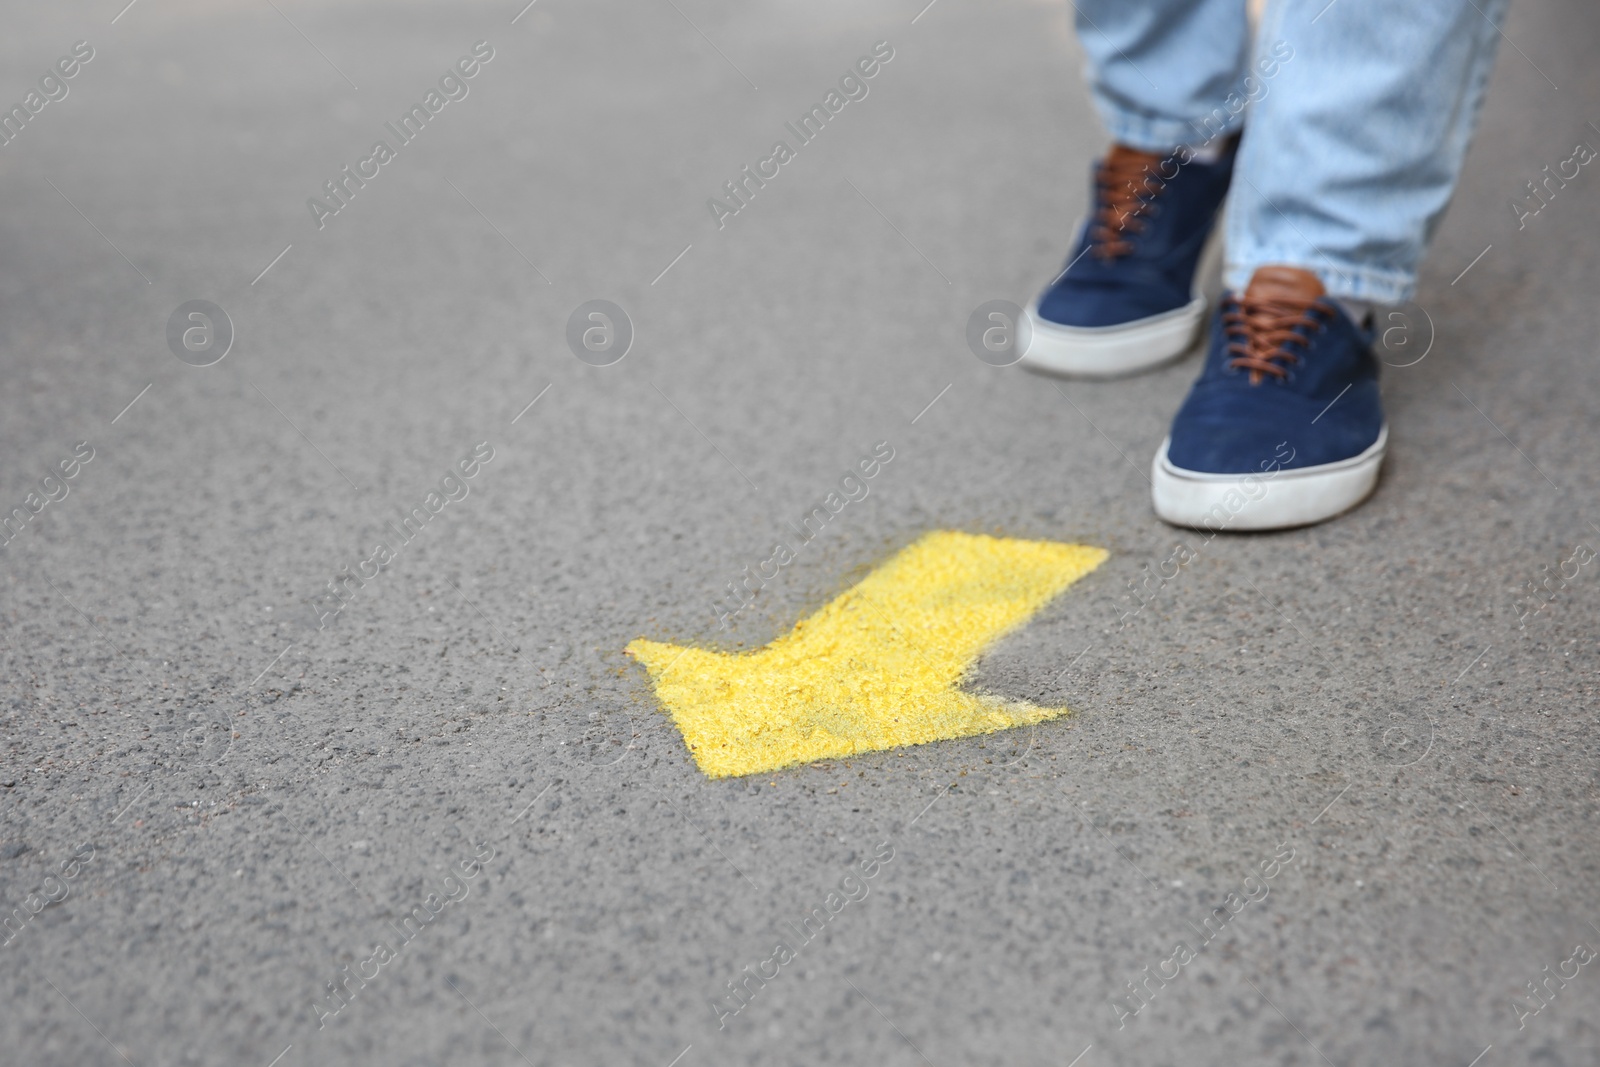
[1022,141,1386,531]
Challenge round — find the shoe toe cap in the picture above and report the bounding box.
[1036,280,1189,329]
[1166,396,1383,474]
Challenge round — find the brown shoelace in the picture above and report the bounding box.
[1224,292,1329,384]
[1087,147,1165,259]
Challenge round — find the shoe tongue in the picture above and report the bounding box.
[1104,144,1164,170]
[1243,266,1325,306]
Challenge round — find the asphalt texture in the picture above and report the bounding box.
[2,1,1598,1065]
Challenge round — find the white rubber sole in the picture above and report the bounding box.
[1151,426,1388,531]
[1020,296,1206,379]
[1020,220,1223,380]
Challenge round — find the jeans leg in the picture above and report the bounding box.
[1074,0,1251,152]
[1224,0,1509,303]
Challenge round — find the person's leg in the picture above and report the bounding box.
[1022,0,1252,379]
[1073,0,1251,153]
[1153,0,1510,531]
[1224,0,1509,304]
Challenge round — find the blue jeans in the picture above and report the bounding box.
[1073,0,1507,303]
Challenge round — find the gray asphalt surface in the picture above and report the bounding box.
[2,1,1598,1065]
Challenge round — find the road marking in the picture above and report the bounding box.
[627,530,1107,778]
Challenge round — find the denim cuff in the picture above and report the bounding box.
[1225,257,1415,305]
[1094,101,1242,154]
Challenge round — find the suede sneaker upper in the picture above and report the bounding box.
[1035,140,1236,330]
[1165,266,1385,475]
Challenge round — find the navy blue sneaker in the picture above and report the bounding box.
[1023,140,1235,378]
[1152,266,1386,530]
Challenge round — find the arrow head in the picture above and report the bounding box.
[628,530,1108,778]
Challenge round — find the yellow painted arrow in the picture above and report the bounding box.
[626,530,1108,778]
